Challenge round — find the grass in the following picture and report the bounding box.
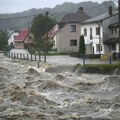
[83,63,120,71]
[47,52,71,56]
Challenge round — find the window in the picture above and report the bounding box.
[70,40,77,46]
[101,45,102,51]
[111,29,114,34]
[10,42,13,46]
[96,44,100,52]
[112,44,116,51]
[111,28,117,35]
[96,27,100,35]
[84,28,87,36]
[90,28,92,40]
[90,28,92,35]
[70,25,76,32]
[115,29,117,34]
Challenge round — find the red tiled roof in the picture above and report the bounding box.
[48,25,58,38]
[15,29,29,42]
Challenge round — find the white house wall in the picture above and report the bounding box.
[81,22,104,54]
[57,23,81,52]
[8,32,19,46]
[116,44,119,52]
[53,35,57,49]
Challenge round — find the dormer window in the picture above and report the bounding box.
[70,25,76,32]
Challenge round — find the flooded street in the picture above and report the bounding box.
[0,53,120,120]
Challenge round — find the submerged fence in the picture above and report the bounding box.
[4,52,41,61]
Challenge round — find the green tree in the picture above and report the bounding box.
[0,31,8,51]
[31,13,56,52]
[79,35,85,54]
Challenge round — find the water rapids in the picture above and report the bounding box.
[0,54,120,120]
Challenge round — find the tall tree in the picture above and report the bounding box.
[31,13,56,52]
[79,35,85,54]
[0,31,8,51]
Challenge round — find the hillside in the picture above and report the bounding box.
[0,1,116,30]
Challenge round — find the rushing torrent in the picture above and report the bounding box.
[0,54,120,120]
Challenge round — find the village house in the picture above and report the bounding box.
[14,29,33,49]
[103,17,118,54]
[103,22,119,54]
[48,24,58,50]
[7,29,19,46]
[81,6,118,55]
[54,7,90,52]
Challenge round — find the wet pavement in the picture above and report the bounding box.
[45,55,118,65]
[9,49,119,65]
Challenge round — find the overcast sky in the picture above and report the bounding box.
[0,0,109,13]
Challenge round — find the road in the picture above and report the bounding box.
[9,48,119,65]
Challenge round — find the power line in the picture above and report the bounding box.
[0,14,39,21]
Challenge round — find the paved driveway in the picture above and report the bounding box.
[43,55,118,65]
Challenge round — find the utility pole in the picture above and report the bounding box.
[44,11,49,62]
[118,0,120,52]
[28,21,30,49]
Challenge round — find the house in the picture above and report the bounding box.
[103,22,119,53]
[81,6,118,55]
[6,29,19,46]
[56,7,90,52]
[48,24,58,50]
[14,29,33,49]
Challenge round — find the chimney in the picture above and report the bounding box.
[108,6,112,15]
[78,7,83,12]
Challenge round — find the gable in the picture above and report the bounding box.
[59,8,90,29]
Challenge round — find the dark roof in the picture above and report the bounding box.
[6,29,15,37]
[103,38,119,44]
[59,9,90,24]
[15,29,29,42]
[82,11,118,24]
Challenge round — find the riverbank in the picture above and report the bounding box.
[46,63,120,76]
[3,52,120,75]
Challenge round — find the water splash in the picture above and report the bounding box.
[0,54,120,120]
[114,67,119,76]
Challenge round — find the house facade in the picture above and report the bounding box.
[81,7,118,55]
[57,23,81,52]
[103,23,119,53]
[14,29,33,49]
[81,22,103,54]
[103,14,118,53]
[56,7,90,52]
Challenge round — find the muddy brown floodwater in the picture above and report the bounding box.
[0,54,120,120]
